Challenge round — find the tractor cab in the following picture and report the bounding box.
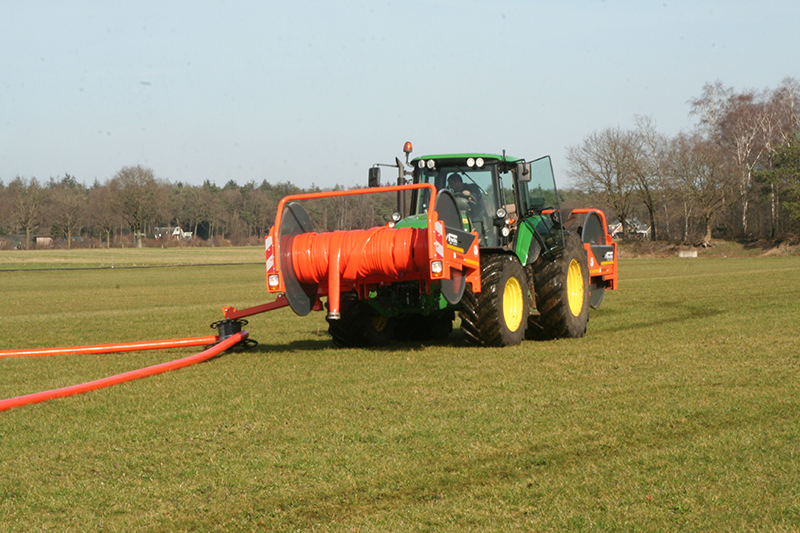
[406,152,565,261]
[409,154,509,248]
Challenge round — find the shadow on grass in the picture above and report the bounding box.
[245,338,333,354]
[240,330,468,355]
[593,303,725,335]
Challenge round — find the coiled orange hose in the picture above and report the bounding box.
[287,225,431,316]
[289,226,428,284]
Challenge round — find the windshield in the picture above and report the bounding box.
[414,163,500,246]
[414,165,496,215]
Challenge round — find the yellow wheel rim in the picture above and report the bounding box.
[567,258,585,317]
[503,276,524,332]
[371,315,389,332]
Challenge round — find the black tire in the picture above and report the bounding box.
[460,254,529,347]
[394,310,454,342]
[527,232,590,340]
[326,292,394,347]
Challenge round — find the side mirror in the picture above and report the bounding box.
[516,162,531,182]
[368,167,381,188]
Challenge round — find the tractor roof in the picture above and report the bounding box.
[411,153,524,164]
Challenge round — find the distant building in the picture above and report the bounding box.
[608,218,651,239]
[154,226,193,240]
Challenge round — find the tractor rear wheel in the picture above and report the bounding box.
[327,292,394,347]
[460,254,529,347]
[526,232,590,339]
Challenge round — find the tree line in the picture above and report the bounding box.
[4,78,800,250]
[0,167,397,250]
[566,78,800,243]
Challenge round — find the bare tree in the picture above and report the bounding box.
[770,78,800,140]
[631,115,672,240]
[7,176,43,249]
[249,187,276,238]
[668,133,733,244]
[690,82,768,236]
[109,165,162,248]
[722,92,766,236]
[49,174,87,249]
[756,79,800,236]
[219,185,244,240]
[688,81,734,136]
[567,127,637,238]
[89,183,122,248]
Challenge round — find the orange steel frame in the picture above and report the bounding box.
[570,208,618,291]
[264,183,482,317]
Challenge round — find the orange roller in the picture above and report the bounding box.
[288,226,430,318]
[290,226,428,284]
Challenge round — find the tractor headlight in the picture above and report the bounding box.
[418,160,425,169]
[496,207,507,219]
[475,157,484,168]
[431,260,443,274]
[466,157,475,168]
[501,226,511,237]
[268,274,280,288]
[391,212,402,223]
[426,159,436,169]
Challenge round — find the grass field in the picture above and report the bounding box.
[1,247,799,531]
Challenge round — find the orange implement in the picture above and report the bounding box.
[265,183,481,318]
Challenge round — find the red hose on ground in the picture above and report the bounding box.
[0,336,220,358]
[0,331,247,413]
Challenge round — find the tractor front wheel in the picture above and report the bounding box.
[527,232,590,339]
[460,254,529,347]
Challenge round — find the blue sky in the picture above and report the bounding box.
[2,0,798,189]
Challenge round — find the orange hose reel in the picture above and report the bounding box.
[265,184,481,318]
[288,225,430,318]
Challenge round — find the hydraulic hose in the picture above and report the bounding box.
[0,336,220,358]
[0,331,247,412]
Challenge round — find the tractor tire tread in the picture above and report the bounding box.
[527,232,590,340]
[459,254,528,347]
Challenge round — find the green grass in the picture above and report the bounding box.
[0,246,264,271]
[1,249,799,531]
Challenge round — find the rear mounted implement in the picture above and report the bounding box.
[265,183,481,321]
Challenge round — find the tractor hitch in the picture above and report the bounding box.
[209,318,258,352]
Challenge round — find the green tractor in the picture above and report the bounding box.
[325,143,618,347]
